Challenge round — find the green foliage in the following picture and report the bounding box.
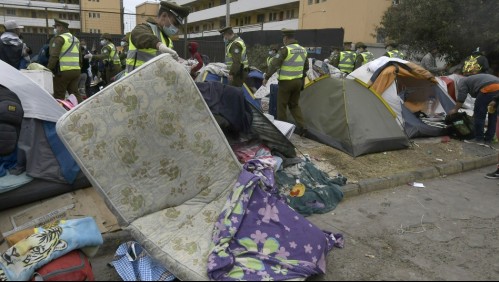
[376,0,499,64]
[247,44,272,71]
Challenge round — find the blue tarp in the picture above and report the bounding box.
[203,72,262,111]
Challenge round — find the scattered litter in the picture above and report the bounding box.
[365,254,376,259]
[435,158,443,162]
[383,152,387,155]
[408,182,425,188]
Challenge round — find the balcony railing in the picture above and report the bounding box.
[1,16,80,29]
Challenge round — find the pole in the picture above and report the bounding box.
[45,7,49,38]
[183,18,188,59]
[225,0,230,27]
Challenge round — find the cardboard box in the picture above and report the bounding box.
[20,69,54,95]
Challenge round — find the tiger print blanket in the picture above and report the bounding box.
[0,217,103,281]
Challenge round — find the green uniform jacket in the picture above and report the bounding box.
[130,18,171,51]
[265,39,309,81]
[47,33,81,73]
[226,35,246,76]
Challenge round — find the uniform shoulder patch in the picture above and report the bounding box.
[234,48,240,54]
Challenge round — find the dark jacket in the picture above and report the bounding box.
[0,32,23,69]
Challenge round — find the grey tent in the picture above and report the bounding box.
[0,60,89,211]
[300,77,410,157]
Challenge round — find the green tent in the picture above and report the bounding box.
[300,76,410,157]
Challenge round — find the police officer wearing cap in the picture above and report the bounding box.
[331,42,357,74]
[119,33,130,70]
[85,33,121,85]
[47,18,82,102]
[219,26,249,87]
[383,41,405,59]
[126,1,189,74]
[354,42,374,70]
[262,29,309,136]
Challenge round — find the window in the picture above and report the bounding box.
[392,0,400,5]
[269,12,277,22]
[88,12,92,18]
[286,10,290,19]
[315,0,320,3]
[291,9,294,18]
[6,9,16,16]
[244,16,250,25]
[308,0,312,4]
[31,11,37,18]
[257,14,264,23]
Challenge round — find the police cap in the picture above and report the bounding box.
[218,26,233,34]
[281,28,295,38]
[160,1,190,25]
[101,33,112,40]
[53,18,69,28]
[356,42,367,49]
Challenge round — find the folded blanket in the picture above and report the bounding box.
[0,217,103,281]
[208,160,343,281]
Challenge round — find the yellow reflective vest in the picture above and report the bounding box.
[225,37,248,69]
[387,50,405,59]
[338,51,357,73]
[58,33,80,72]
[126,23,172,74]
[103,43,121,65]
[278,43,307,80]
[361,51,374,65]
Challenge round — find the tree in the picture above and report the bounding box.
[376,0,499,66]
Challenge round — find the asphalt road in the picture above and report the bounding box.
[91,165,499,281]
[309,165,499,281]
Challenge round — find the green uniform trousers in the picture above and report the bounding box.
[53,69,82,102]
[277,78,306,130]
[105,63,123,85]
[230,70,248,87]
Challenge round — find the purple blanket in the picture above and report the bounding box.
[208,160,343,281]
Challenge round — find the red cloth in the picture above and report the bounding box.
[188,41,203,75]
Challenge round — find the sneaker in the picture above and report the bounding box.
[485,170,499,179]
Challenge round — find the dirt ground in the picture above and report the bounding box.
[290,135,498,183]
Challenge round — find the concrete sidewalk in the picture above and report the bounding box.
[290,135,498,198]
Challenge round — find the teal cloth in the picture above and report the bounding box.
[0,171,34,194]
[276,159,345,216]
[0,217,103,281]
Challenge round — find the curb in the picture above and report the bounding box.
[340,155,497,198]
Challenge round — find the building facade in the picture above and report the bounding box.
[299,0,393,45]
[135,0,300,38]
[133,0,393,44]
[0,0,123,35]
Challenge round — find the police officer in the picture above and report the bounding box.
[383,41,405,59]
[219,26,249,87]
[47,18,82,102]
[126,1,189,74]
[85,33,121,85]
[354,42,374,70]
[119,33,130,70]
[331,42,357,74]
[262,29,309,136]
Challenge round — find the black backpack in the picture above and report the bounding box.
[444,112,475,140]
[0,85,24,156]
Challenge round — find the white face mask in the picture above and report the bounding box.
[269,51,275,56]
[100,39,107,46]
[53,28,58,35]
[163,25,178,36]
[120,41,127,47]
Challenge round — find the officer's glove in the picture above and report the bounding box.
[157,43,179,61]
[84,54,92,59]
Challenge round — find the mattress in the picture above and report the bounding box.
[56,54,242,280]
